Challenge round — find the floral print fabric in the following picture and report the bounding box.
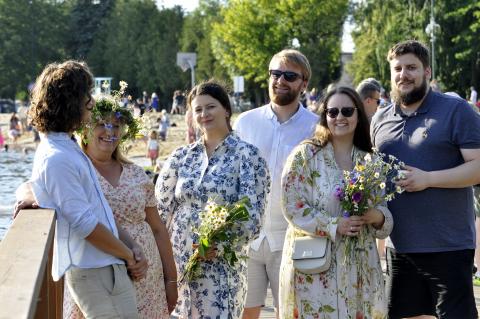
[63,163,169,319]
[279,142,393,319]
[155,132,269,319]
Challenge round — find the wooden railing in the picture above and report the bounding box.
[0,209,63,319]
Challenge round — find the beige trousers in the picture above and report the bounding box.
[65,264,138,319]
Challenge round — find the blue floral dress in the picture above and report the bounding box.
[155,132,269,319]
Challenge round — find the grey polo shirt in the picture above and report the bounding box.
[371,89,480,253]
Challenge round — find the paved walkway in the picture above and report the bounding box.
[259,290,276,318]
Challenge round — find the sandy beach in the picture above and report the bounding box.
[0,112,190,165]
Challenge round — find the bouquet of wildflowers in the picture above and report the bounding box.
[181,196,252,282]
[333,149,404,262]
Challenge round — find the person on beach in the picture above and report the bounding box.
[371,40,480,318]
[146,130,160,167]
[158,109,170,141]
[0,128,5,150]
[63,93,177,318]
[155,80,269,318]
[280,86,392,318]
[20,60,147,318]
[8,112,21,143]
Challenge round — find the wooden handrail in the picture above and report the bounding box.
[0,209,62,319]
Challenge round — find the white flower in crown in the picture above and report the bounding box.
[119,81,128,94]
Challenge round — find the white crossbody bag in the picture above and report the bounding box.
[292,235,332,274]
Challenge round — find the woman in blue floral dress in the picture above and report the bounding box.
[155,80,270,318]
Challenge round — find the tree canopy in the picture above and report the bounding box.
[0,0,478,105]
[349,0,479,97]
[211,0,348,96]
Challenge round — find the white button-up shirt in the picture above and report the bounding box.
[30,132,122,281]
[234,104,318,252]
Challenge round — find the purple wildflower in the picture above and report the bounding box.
[115,111,122,119]
[333,185,344,200]
[352,192,362,203]
[342,211,350,218]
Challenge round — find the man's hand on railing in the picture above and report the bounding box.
[13,182,39,218]
[127,245,149,281]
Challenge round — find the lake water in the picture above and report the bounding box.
[0,150,150,240]
[0,150,34,239]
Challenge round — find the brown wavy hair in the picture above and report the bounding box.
[29,60,94,133]
[307,86,372,153]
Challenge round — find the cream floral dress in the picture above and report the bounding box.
[63,163,169,319]
[279,142,393,319]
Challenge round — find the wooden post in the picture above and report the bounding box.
[0,209,56,319]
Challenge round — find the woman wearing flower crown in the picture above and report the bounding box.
[63,91,177,318]
[279,86,393,319]
[155,80,269,318]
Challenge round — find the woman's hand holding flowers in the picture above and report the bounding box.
[192,243,218,260]
[360,207,385,229]
[337,215,365,237]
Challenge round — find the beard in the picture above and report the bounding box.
[269,83,302,106]
[392,76,428,106]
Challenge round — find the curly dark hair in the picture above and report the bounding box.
[309,86,372,153]
[29,60,94,133]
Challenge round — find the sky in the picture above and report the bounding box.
[156,0,354,52]
[156,0,199,12]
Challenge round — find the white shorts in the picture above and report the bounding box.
[244,238,282,309]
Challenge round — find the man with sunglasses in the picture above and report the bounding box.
[371,40,480,319]
[234,49,318,319]
[356,78,382,122]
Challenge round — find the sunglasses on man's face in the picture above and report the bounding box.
[269,70,303,82]
[325,107,356,118]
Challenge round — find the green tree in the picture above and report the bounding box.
[348,0,428,90]
[0,0,67,99]
[180,0,229,83]
[66,0,115,60]
[349,0,480,96]
[88,0,186,107]
[435,1,480,95]
[212,0,347,105]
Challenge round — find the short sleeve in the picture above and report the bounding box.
[451,100,480,149]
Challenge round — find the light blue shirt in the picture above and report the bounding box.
[234,104,319,252]
[30,132,122,281]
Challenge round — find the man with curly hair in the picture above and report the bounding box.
[24,60,146,318]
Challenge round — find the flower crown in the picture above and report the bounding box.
[80,81,140,143]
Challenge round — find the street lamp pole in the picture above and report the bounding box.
[430,0,435,80]
[425,0,439,81]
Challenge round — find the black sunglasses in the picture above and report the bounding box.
[326,107,356,118]
[371,97,381,106]
[269,69,302,82]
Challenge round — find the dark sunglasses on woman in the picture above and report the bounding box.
[269,69,302,82]
[326,107,356,118]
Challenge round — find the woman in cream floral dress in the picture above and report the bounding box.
[280,87,393,319]
[155,80,269,318]
[64,95,177,318]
